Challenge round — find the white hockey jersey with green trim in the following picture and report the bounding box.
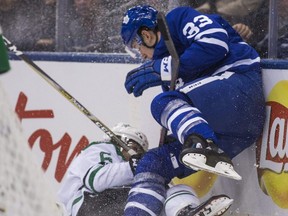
[57,142,133,216]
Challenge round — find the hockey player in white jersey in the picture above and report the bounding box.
[57,123,149,216]
[121,5,265,180]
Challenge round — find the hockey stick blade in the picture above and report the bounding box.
[156,12,180,146]
[3,36,136,156]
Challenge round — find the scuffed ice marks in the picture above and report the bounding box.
[77,187,130,216]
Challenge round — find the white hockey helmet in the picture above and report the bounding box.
[111,122,149,152]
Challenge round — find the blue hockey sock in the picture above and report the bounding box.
[152,94,217,144]
[124,172,166,216]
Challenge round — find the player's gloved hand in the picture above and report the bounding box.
[129,153,143,175]
[125,56,172,97]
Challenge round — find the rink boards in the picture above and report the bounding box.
[0,53,288,216]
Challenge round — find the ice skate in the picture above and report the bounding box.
[177,194,233,216]
[179,134,242,181]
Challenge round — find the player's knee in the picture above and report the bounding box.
[151,91,191,123]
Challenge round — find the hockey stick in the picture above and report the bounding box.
[156,12,180,146]
[3,36,137,156]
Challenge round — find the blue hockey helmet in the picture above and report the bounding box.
[121,5,158,48]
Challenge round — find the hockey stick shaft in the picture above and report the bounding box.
[156,12,180,145]
[157,12,180,91]
[3,36,136,155]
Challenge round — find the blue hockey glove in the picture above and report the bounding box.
[125,56,172,97]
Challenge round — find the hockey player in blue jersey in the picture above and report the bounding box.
[120,4,266,216]
[121,4,265,179]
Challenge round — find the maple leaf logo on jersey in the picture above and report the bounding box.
[123,15,130,24]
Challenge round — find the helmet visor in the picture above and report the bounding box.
[127,140,145,154]
[125,34,143,59]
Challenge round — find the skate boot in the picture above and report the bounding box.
[179,134,242,180]
[177,194,233,216]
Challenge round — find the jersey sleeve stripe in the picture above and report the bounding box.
[87,165,104,193]
[198,37,229,51]
[195,28,228,40]
[212,57,261,75]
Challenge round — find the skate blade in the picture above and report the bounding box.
[182,153,242,181]
[194,195,234,216]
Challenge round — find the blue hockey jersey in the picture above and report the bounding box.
[153,7,260,84]
[149,6,265,159]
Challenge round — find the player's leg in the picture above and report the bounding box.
[180,70,265,158]
[164,184,233,216]
[124,140,234,215]
[150,90,240,180]
[124,172,166,216]
[124,140,194,216]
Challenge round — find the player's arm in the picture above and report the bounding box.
[82,144,134,193]
[167,8,229,79]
